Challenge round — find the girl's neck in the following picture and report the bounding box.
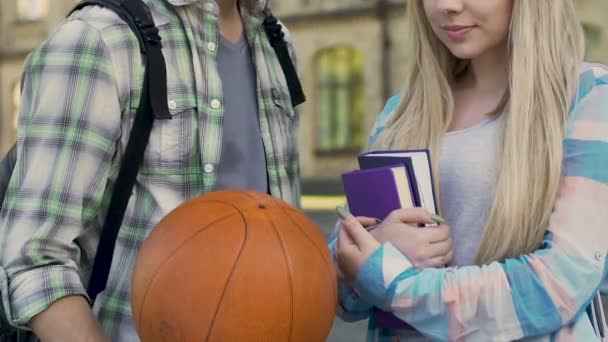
[459,43,509,94]
[448,43,510,132]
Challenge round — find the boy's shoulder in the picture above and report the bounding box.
[67,0,175,32]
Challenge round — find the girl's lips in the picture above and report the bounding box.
[443,25,476,40]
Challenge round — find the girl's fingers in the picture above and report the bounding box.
[356,216,380,227]
[337,222,356,251]
[388,207,435,225]
[420,253,451,269]
[424,238,452,259]
[421,224,451,243]
[342,216,378,250]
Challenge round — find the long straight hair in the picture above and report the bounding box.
[375,0,585,264]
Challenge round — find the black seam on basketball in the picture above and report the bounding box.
[266,211,295,341]
[136,210,237,332]
[280,207,338,312]
[204,205,249,342]
[280,207,333,269]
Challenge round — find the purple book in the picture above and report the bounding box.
[341,162,426,332]
[359,149,438,216]
[341,164,415,220]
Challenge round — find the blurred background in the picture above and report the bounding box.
[1,1,607,341]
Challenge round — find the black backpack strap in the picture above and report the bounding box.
[262,11,306,108]
[70,0,170,303]
[0,145,17,207]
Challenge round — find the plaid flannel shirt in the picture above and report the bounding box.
[0,0,301,339]
[332,63,608,341]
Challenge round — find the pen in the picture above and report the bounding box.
[336,206,447,230]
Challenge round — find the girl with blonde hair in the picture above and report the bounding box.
[332,0,608,340]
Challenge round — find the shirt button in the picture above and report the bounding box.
[207,42,217,52]
[204,163,215,174]
[210,99,221,109]
[168,100,177,110]
[594,251,604,261]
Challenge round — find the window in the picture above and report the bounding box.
[316,47,365,153]
[12,82,21,131]
[16,0,49,22]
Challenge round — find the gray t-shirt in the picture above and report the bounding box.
[215,35,268,193]
[389,116,504,341]
[440,115,504,266]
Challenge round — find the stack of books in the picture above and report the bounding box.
[341,149,439,330]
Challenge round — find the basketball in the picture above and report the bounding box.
[131,190,337,341]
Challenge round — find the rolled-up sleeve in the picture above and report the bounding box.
[0,18,121,328]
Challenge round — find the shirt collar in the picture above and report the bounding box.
[166,0,268,15]
[144,0,268,42]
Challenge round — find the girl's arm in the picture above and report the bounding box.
[329,225,374,322]
[352,65,608,341]
[327,94,404,321]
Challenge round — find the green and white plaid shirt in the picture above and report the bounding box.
[0,0,300,339]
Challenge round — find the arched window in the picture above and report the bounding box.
[316,47,365,153]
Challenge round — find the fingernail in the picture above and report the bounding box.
[431,214,446,224]
[336,206,352,220]
[375,219,382,224]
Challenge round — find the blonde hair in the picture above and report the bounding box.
[376,0,585,264]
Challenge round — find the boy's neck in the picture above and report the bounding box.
[216,0,243,43]
[217,0,240,19]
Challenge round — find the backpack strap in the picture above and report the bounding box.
[69,0,171,303]
[263,11,306,108]
[70,0,171,121]
[0,145,17,208]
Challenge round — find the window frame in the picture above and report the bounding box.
[314,46,365,155]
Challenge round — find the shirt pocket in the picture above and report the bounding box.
[132,88,198,171]
[270,86,298,122]
[267,86,300,172]
[160,92,197,168]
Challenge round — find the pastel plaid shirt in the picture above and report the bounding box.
[332,63,608,341]
[0,0,300,339]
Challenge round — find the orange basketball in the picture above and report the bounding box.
[131,190,337,342]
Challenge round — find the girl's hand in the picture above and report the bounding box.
[369,208,453,269]
[336,209,381,286]
[335,216,378,281]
